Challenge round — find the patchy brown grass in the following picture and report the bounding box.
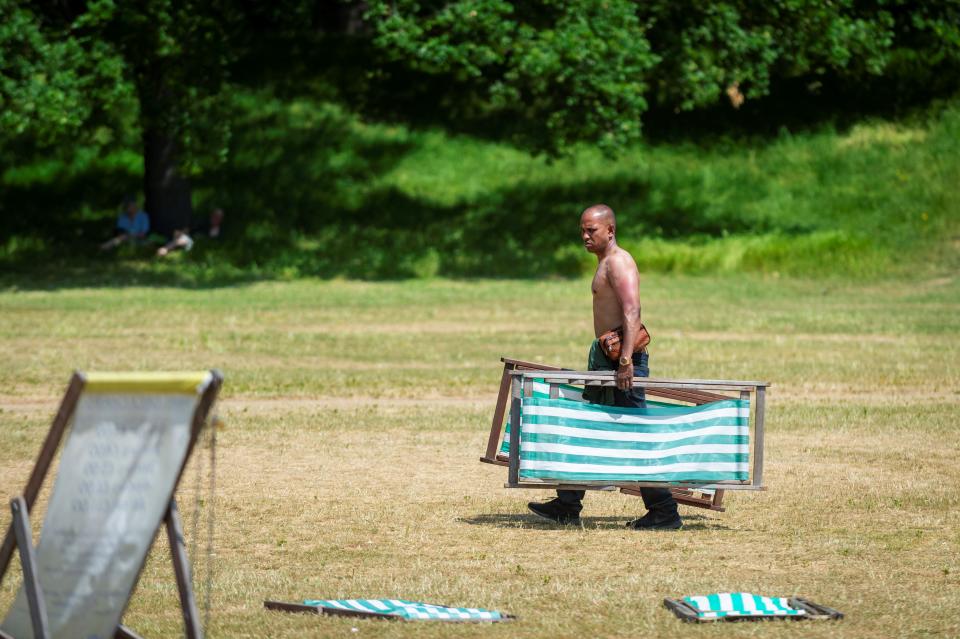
[1,275,958,637]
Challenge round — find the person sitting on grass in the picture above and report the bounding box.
[100,196,150,251]
[156,208,224,257]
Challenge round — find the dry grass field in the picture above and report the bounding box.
[0,274,958,638]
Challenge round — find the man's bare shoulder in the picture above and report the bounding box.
[608,247,639,276]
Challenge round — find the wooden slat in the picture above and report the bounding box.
[501,358,564,371]
[790,597,845,620]
[510,374,767,393]
[264,600,395,619]
[663,598,703,623]
[753,386,766,487]
[510,370,770,389]
[646,388,732,404]
[509,481,764,491]
[0,373,85,582]
[264,600,321,615]
[483,363,513,461]
[506,483,617,491]
[541,380,762,393]
[620,487,726,512]
[507,377,521,486]
[165,500,202,639]
[11,496,50,639]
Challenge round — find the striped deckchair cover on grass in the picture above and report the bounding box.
[682,593,806,619]
[302,599,504,621]
[518,395,750,483]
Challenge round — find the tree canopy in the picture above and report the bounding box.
[1,0,959,239]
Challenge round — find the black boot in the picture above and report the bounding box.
[527,498,581,525]
[626,506,682,530]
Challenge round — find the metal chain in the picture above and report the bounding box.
[189,423,205,572]
[203,416,219,631]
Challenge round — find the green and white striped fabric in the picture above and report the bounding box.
[302,599,504,621]
[683,593,805,619]
[499,379,584,456]
[499,379,677,457]
[518,395,750,482]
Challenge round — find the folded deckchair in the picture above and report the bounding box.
[481,358,766,509]
[664,593,843,622]
[264,599,512,622]
[498,379,740,481]
[488,365,767,495]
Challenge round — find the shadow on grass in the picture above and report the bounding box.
[0,259,269,292]
[3,74,789,288]
[460,512,729,531]
[6,42,957,287]
[2,161,769,290]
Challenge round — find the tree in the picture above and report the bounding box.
[2,0,235,237]
[362,0,960,139]
[365,0,655,154]
[0,0,128,149]
[92,0,237,237]
[3,0,959,243]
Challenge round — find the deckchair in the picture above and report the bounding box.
[482,359,766,500]
[264,599,513,622]
[0,371,222,639]
[664,593,843,622]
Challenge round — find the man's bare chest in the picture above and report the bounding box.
[591,264,616,302]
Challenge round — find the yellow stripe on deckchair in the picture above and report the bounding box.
[84,371,212,394]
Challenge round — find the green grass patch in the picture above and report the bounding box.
[0,275,958,637]
[3,97,959,279]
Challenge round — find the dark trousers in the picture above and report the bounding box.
[557,350,678,515]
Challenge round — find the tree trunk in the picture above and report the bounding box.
[143,128,193,239]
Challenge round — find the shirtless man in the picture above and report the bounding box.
[527,204,682,530]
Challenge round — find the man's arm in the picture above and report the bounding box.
[608,253,641,391]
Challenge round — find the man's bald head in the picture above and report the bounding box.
[580,203,619,255]
[581,203,616,230]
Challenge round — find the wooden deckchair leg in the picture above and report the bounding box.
[165,499,203,639]
[483,362,514,461]
[752,387,765,487]
[710,490,725,510]
[10,496,50,639]
[0,374,84,583]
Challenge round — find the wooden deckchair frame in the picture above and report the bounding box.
[663,596,843,623]
[0,370,223,639]
[481,358,767,508]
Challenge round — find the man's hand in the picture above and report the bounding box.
[616,361,633,391]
